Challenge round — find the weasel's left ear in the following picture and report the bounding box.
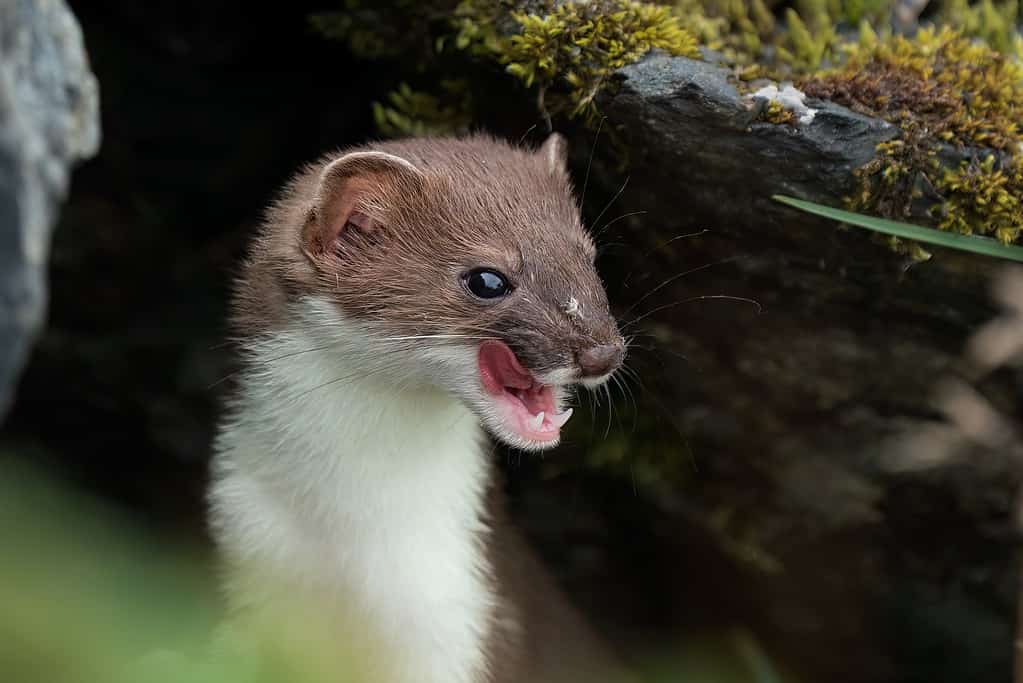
[538,132,569,176]
[303,151,425,259]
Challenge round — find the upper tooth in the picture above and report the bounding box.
[549,408,573,428]
[529,412,545,431]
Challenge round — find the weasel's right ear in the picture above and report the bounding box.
[303,151,425,259]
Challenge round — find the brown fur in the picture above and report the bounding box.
[228,133,630,682]
[483,483,632,683]
[232,133,623,376]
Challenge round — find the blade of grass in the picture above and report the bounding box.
[772,195,1023,263]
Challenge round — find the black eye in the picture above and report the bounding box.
[464,269,512,299]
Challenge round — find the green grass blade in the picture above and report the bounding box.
[772,195,1023,263]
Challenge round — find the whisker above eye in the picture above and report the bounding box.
[622,294,764,331]
[620,256,743,319]
[593,210,647,240]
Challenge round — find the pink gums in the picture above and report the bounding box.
[477,341,570,443]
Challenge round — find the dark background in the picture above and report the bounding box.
[3,3,1017,682]
[2,0,741,666]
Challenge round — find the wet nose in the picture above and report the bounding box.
[576,342,625,379]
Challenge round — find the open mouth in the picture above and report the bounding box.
[477,341,573,444]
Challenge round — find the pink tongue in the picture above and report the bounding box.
[478,342,533,395]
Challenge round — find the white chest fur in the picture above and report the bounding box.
[209,302,496,683]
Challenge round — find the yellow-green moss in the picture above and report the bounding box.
[671,0,775,66]
[454,0,700,119]
[800,26,1023,255]
[938,0,1022,57]
[310,1,448,61]
[935,154,1023,244]
[671,0,895,71]
[760,99,799,125]
[372,81,473,137]
[814,26,1023,151]
[312,2,1023,244]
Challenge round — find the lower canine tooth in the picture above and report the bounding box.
[549,408,573,428]
[529,412,545,430]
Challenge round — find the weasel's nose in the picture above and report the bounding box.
[576,342,625,379]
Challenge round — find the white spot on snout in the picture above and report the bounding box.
[564,297,581,318]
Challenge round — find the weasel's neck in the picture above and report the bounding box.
[210,314,496,683]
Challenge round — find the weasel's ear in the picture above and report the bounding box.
[303,151,425,258]
[538,132,568,176]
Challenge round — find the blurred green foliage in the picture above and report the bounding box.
[0,460,369,683]
[0,458,798,682]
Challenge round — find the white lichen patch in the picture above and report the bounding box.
[749,83,818,125]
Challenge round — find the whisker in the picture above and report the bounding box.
[617,370,638,414]
[595,241,629,258]
[380,334,498,342]
[580,115,605,208]
[587,385,596,436]
[623,294,763,331]
[594,210,648,240]
[210,330,501,392]
[617,368,694,458]
[603,382,613,438]
[517,123,538,147]
[622,338,691,365]
[610,372,635,434]
[589,176,630,236]
[284,361,414,405]
[621,256,742,319]
[622,229,711,287]
[207,342,342,390]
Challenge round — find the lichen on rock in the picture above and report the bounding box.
[747,83,818,124]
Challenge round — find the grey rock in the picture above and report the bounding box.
[0,0,99,419]
[601,52,898,233]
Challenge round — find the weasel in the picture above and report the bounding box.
[208,133,628,683]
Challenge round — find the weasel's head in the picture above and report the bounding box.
[256,133,625,451]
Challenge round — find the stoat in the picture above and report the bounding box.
[208,133,628,683]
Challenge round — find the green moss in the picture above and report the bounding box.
[671,0,775,66]
[799,26,1023,256]
[372,81,473,137]
[938,0,1022,57]
[761,99,799,125]
[670,0,895,71]
[314,0,699,129]
[454,0,700,120]
[310,1,452,61]
[312,2,1023,244]
[936,154,1023,244]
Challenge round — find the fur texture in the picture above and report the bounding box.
[209,133,627,682]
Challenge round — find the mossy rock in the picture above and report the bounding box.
[578,46,1016,683]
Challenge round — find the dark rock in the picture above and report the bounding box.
[0,0,99,419]
[581,52,1015,682]
[601,52,898,233]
